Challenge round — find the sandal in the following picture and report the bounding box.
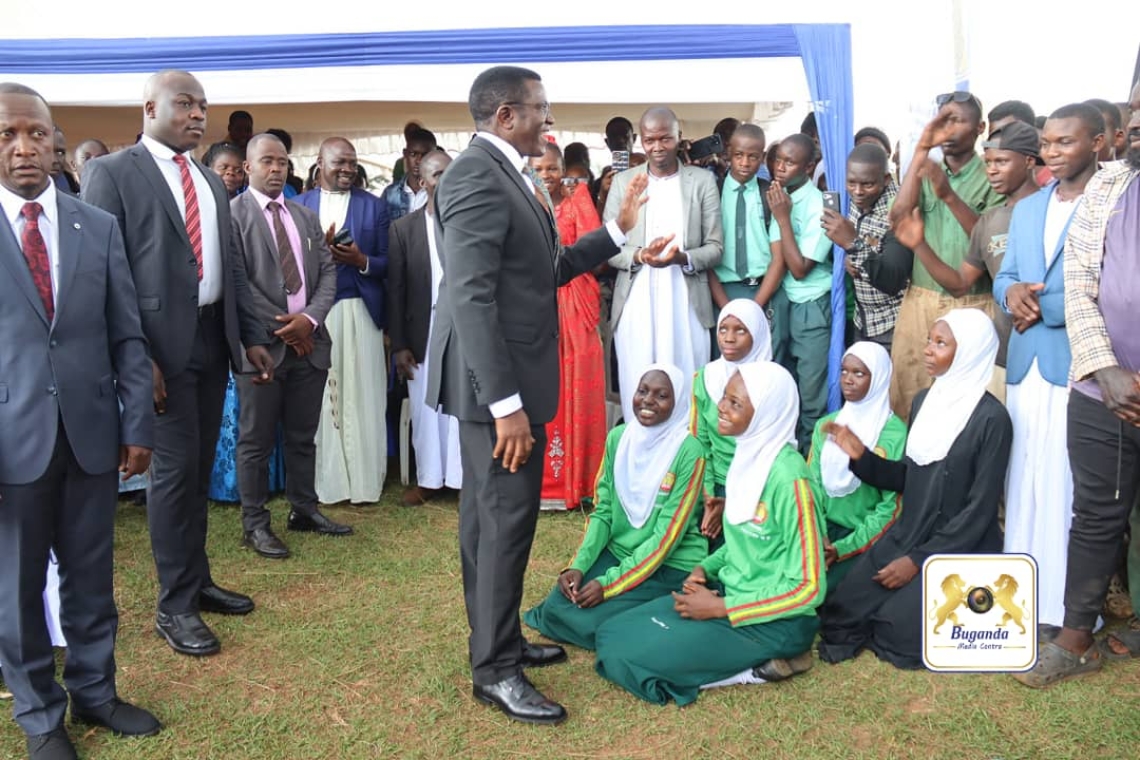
[1099,617,1140,661]
[1011,641,1102,688]
[752,650,814,682]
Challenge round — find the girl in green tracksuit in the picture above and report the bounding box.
[524,363,707,651]
[690,299,771,542]
[594,362,826,706]
[807,342,907,589]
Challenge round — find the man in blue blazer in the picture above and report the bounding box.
[994,103,1105,638]
[295,138,391,504]
[0,83,159,760]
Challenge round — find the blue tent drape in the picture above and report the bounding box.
[5,23,853,408]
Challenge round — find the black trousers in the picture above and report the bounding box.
[0,419,119,735]
[1064,390,1140,630]
[147,311,229,615]
[457,420,547,686]
[236,351,326,532]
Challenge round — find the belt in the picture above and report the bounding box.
[198,302,221,319]
[727,277,763,287]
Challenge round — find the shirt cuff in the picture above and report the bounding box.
[682,251,694,273]
[604,220,627,247]
[304,313,319,328]
[360,260,370,275]
[489,394,523,418]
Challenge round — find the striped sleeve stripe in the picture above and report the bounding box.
[602,458,705,598]
[689,380,701,436]
[836,493,901,562]
[727,479,823,625]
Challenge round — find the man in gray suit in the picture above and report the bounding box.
[425,66,670,725]
[231,133,350,559]
[0,83,159,760]
[604,106,724,422]
[82,70,275,658]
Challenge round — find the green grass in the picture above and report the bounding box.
[2,489,1138,760]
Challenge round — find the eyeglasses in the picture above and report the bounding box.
[935,91,982,110]
[506,101,553,118]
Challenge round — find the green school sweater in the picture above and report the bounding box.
[807,411,907,562]
[700,446,826,627]
[690,367,735,494]
[569,425,708,600]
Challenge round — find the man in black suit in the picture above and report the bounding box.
[82,70,275,658]
[425,65,670,725]
[0,82,159,760]
[230,133,350,559]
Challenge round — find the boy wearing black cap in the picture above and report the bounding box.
[893,120,1042,397]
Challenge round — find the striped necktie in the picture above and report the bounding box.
[172,153,203,280]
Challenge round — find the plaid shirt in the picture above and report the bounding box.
[1064,161,1140,382]
[846,182,903,337]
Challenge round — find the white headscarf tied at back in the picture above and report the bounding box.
[614,363,693,529]
[820,342,894,498]
[703,299,772,401]
[905,308,998,467]
[724,362,799,525]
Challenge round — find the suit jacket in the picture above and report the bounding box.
[992,181,1072,387]
[229,192,337,371]
[294,187,390,331]
[81,145,267,377]
[603,164,724,329]
[0,192,151,484]
[425,136,619,424]
[387,206,434,362]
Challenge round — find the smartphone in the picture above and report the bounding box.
[611,150,630,172]
[687,134,724,162]
[332,228,354,247]
[822,191,841,214]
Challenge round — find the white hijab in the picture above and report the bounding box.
[724,363,800,525]
[702,299,772,401]
[820,342,894,498]
[905,309,999,467]
[614,363,693,529]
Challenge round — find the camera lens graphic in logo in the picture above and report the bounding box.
[967,586,994,614]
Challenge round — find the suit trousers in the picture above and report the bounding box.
[0,418,119,736]
[147,310,230,615]
[236,350,327,532]
[458,420,547,686]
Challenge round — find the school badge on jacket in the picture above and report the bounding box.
[922,554,1037,672]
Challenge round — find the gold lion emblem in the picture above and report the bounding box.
[929,574,968,633]
[991,574,1027,634]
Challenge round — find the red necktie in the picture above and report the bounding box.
[20,202,54,321]
[172,153,203,280]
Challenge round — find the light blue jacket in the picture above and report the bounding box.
[993,182,1074,387]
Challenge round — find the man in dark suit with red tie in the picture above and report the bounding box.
[0,82,159,760]
[82,70,275,658]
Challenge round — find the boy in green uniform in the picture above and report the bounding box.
[767,133,835,451]
[524,365,707,651]
[807,342,906,590]
[594,363,825,705]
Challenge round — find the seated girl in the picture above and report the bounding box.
[593,363,825,706]
[523,364,707,651]
[817,309,1012,669]
[691,300,771,540]
[807,342,906,590]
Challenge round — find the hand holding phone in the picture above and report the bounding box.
[332,228,354,247]
[822,191,841,213]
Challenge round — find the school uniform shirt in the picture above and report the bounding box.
[569,426,708,600]
[768,181,833,303]
[690,366,735,494]
[807,410,907,563]
[714,175,772,283]
[699,446,826,627]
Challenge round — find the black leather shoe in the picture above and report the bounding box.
[199,584,254,616]
[155,611,220,656]
[752,650,814,682]
[521,641,567,668]
[243,527,290,558]
[27,726,77,760]
[287,509,353,536]
[72,698,162,737]
[472,674,567,725]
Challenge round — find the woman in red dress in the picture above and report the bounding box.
[530,142,608,509]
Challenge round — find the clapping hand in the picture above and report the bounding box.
[893,207,926,251]
[615,173,650,234]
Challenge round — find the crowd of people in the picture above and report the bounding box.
[1,60,1139,757]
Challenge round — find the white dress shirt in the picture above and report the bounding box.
[139,134,222,305]
[1,180,61,307]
